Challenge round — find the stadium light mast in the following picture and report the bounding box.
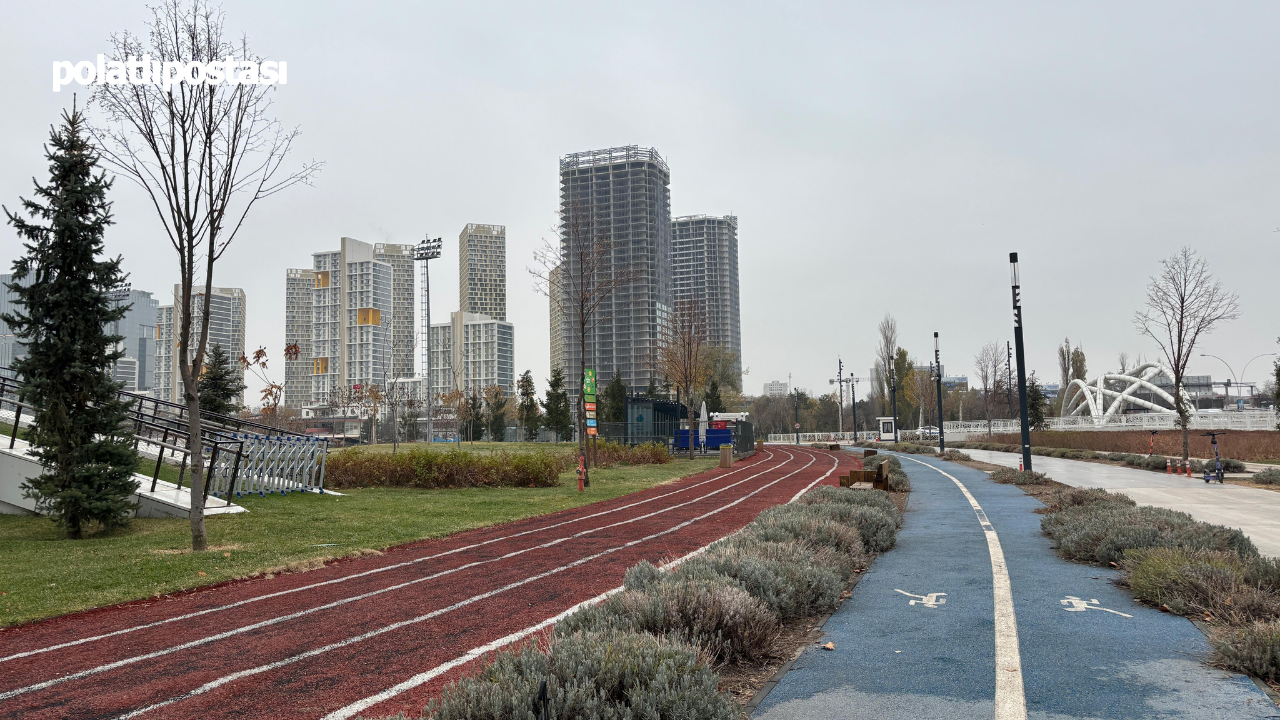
[414,234,443,441]
[1010,252,1032,472]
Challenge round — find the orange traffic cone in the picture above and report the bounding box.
[1166,458,1171,474]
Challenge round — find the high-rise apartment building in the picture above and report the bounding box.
[0,273,31,368]
[154,286,247,404]
[108,286,159,391]
[427,311,515,398]
[555,146,671,399]
[672,215,741,385]
[283,269,315,409]
[548,263,565,373]
[459,224,506,321]
[296,237,415,407]
[763,381,789,398]
[375,242,417,381]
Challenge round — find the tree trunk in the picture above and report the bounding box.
[184,384,207,551]
[687,391,695,461]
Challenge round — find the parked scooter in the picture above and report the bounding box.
[1202,432,1226,484]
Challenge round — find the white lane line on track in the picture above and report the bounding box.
[898,455,1026,720]
[0,451,779,665]
[1,450,806,703]
[108,450,840,720]
[322,449,843,720]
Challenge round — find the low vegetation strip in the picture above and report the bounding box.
[384,484,906,719]
[1033,478,1280,682]
[985,429,1280,463]
[325,442,672,490]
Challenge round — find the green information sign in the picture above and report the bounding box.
[583,368,597,395]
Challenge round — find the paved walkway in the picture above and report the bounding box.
[754,455,1276,720]
[964,449,1280,557]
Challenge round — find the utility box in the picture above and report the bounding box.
[875,417,896,441]
[719,445,734,468]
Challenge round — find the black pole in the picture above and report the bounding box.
[890,367,899,443]
[1010,252,1032,472]
[794,390,800,445]
[935,332,945,452]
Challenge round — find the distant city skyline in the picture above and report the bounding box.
[1,3,1276,398]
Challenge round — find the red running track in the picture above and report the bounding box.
[0,446,852,720]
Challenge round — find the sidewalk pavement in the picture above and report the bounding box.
[964,449,1280,557]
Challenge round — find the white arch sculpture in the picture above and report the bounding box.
[1061,362,1194,425]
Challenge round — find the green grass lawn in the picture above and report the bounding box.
[0,456,716,626]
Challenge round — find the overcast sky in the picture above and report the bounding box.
[2,1,1277,400]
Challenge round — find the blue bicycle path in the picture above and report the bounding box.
[753,453,1279,720]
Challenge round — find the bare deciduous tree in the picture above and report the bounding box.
[874,314,898,415]
[975,341,1004,438]
[1134,247,1240,460]
[529,198,639,464]
[92,0,320,550]
[657,297,710,459]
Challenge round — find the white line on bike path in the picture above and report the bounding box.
[898,455,1026,720]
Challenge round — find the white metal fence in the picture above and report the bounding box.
[944,411,1275,435]
[767,411,1276,444]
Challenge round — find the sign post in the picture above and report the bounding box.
[582,369,597,484]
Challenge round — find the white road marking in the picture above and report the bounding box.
[0,451,803,702]
[1061,596,1132,617]
[894,589,947,608]
[320,449,843,720]
[0,450,780,665]
[104,450,835,720]
[897,455,1027,720]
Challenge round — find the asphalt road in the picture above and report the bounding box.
[965,448,1280,557]
[754,453,1278,720]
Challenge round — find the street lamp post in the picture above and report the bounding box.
[1010,252,1032,472]
[830,358,854,437]
[890,366,900,443]
[794,389,800,445]
[1200,353,1277,410]
[934,331,945,453]
[414,235,443,442]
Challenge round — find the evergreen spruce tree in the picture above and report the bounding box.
[705,379,725,414]
[1,105,138,538]
[516,370,542,441]
[197,344,246,416]
[1026,372,1050,431]
[645,377,661,400]
[601,372,627,423]
[541,368,573,442]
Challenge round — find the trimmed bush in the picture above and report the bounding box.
[1042,501,1258,565]
[740,505,866,556]
[675,540,847,620]
[1211,622,1280,683]
[555,576,777,665]
[1253,468,1280,485]
[325,447,574,489]
[796,485,902,527]
[940,449,972,462]
[991,467,1050,485]
[1122,548,1279,624]
[1039,487,1135,515]
[594,441,670,468]
[422,629,738,719]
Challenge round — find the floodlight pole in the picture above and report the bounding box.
[414,235,443,442]
[1010,252,1032,472]
[934,332,945,452]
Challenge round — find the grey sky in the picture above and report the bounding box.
[2,1,1277,400]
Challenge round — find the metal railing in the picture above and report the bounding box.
[944,411,1276,435]
[0,367,327,500]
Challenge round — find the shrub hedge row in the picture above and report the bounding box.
[407,485,905,718]
[1037,483,1280,682]
[325,447,575,489]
